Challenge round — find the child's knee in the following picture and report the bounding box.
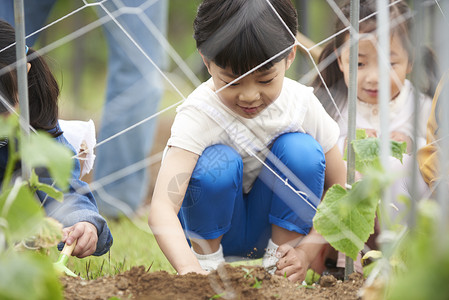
[271,133,326,193]
[272,133,325,170]
[189,144,242,199]
[195,144,242,185]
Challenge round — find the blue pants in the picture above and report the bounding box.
[0,0,168,217]
[179,132,326,258]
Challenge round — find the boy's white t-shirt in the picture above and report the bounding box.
[168,77,339,193]
[336,79,432,154]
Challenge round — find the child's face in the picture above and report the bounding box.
[337,33,412,105]
[204,50,295,119]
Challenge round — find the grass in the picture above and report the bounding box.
[48,215,175,279]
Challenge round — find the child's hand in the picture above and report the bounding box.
[390,131,412,153]
[62,222,98,258]
[274,244,310,283]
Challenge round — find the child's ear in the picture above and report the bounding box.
[335,49,344,72]
[406,60,413,75]
[285,46,297,70]
[199,51,212,75]
[26,62,31,73]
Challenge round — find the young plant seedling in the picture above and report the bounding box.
[242,267,253,279]
[209,292,226,299]
[252,277,262,289]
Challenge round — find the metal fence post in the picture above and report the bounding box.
[344,0,359,279]
[13,0,30,180]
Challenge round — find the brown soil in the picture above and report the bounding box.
[61,264,364,300]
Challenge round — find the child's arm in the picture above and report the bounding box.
[323,144,347,191]
[39,133,113,257]
[148,146,207,275]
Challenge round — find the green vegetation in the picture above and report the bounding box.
[0,115,173,300]
[0,115,74,300]
[314,129,407,260]
[47,216,175,279]
[209,292,226,300]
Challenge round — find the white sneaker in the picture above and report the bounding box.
[262,239,279,274]
[192,244,225,272]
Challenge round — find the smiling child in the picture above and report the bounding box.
[148,0,346,283]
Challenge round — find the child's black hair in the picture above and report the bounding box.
[311,0,439,120]
[0,19,61,137]
[194,0,298,76]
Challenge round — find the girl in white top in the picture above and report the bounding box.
[148,0,346,283]
[312,0,438,258]
[313,0,436,156]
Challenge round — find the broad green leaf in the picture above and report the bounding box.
[351,138,407,172]
[0,252,62,300]
[391,140,408,162]
[21,132,73,191]
[313,182,379,260]
[0,180,45,244]
[29,170,64,202]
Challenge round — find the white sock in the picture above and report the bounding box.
[262,239,279,274]
[191,244,225,271]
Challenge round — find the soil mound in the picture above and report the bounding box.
[61,264,364,299]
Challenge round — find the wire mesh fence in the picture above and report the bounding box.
[2,0,449,293]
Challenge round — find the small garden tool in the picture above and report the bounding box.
[53,238,78,277]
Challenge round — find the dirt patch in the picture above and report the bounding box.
[61,264,364,300]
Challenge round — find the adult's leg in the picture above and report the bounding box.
[93,0,168,218]
[0,0,55,46]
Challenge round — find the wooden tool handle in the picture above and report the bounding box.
[61,234,77,257]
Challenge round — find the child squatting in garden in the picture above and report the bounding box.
[148,0,346,283]
[0,19,113,258]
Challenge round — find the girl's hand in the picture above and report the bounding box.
[62,222,98,258]
[390,131,412,153]
[274,244,310,283]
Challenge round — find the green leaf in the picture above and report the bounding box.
[313,181,379,260]
[355,128,367,140]
[0,252,63,300]
[21,132,73,191]
[209,293,226,300]
[29,170,64,202]
[391,140,408,163]
[351,138,382,172]
[351,138,407,172]
[0,179,45,244]
[252,278,262,289]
